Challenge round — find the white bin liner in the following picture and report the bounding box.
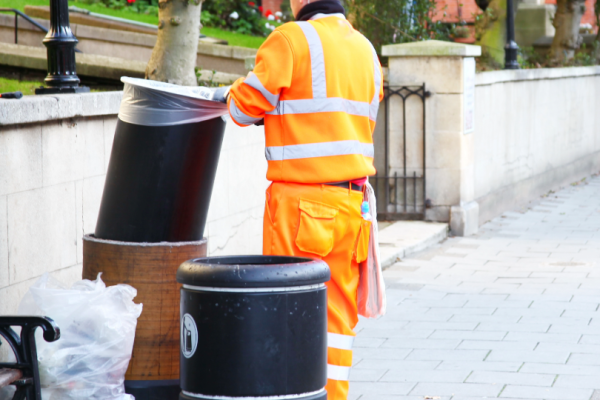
[18,273,143,400]
[118,77,229,127]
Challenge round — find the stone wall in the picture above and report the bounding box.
[474,67,600,224]
[0,92,268,315]
[382,40,600,235]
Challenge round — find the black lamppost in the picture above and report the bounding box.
[504,0,520,69]
[35,0,89,94]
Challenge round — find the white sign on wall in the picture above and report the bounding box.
[463,57,476,134]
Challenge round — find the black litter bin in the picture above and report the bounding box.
[95,77,228,243]
[177,256,330,400]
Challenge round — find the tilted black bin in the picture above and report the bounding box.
[177,256,330,400]
[86,77,230,400]
[95,77,228,242]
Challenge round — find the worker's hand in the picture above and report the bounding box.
[211,86,231,104]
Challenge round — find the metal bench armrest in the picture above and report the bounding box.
[0,316,60,400]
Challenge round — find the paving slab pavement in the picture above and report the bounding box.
[352,175,600,400]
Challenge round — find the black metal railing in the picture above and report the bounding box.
[0,8,82,53]
[0,8,48,45]
[373,84,430,221]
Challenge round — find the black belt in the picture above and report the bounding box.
[324,181,363,191]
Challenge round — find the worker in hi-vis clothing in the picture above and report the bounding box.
[223,0,384,398]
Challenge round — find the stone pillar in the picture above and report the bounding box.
[381,40,481,236]
[515,2,556,47]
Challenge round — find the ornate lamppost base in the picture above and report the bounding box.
[35,86,90,95]
[36,0,89,95]
[504,43,520,70]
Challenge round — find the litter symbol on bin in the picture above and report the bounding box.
[181,313,198,358]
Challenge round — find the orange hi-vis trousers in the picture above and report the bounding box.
[263,182,371,400]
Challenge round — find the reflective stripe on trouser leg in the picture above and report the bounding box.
[327,346,352,380]
[325,347,352,399]
[327,333,354,380]
[262,182,363,400]
[327,364,351,381]
[328,332,354,350]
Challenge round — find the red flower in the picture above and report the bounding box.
[127,0,136,3]
[248,2,256,6]
[265,9,273,16]
[258,6,263,11]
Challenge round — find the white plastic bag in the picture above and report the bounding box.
[18,273,143,400]
[118,77,229,127]
[357,181,387,318]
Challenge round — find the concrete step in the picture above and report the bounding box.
[378,220,448,269]
[0,13,255,76]
[0,42,145,81]
[23,5,228,46]
[0,42,242,84]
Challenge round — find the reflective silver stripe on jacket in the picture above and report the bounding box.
[327,364,351,381]
[252,20,379,162]
[370,48,382,121]
[265,140,374,161]
[327,332,355,350]
[296,21,327,99]
[230,99,262,125]
[266,98,369,117]
[263,21,379,122]
[243,72,280,107]
[310,13,346,20]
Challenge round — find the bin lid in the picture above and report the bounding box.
[177,256,330,289]
[118,77,228,127]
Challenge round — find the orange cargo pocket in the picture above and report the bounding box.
[354,219,371,263]
[295,199,339,257]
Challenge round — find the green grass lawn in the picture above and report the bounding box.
[1,0,266,48]
[200,27,266,49]
[0,77,43,95]
[0,76,112,95]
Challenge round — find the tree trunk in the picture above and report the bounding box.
[475,0,507,68]
[549,0,586,63]
[146,0,201,86]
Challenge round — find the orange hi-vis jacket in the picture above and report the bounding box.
[228,13,384,183]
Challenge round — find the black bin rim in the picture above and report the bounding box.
[177,255,330,289]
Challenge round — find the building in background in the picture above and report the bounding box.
[260,0,284,14]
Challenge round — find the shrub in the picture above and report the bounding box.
[279,0,294,22]
[511,45,599,71]
[78,0,159,16]
[345,0,454,55]
[202,0,276,36]
[454,25,470,38]
[82,0,279,37]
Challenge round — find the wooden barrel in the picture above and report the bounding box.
[82,234,207,399]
